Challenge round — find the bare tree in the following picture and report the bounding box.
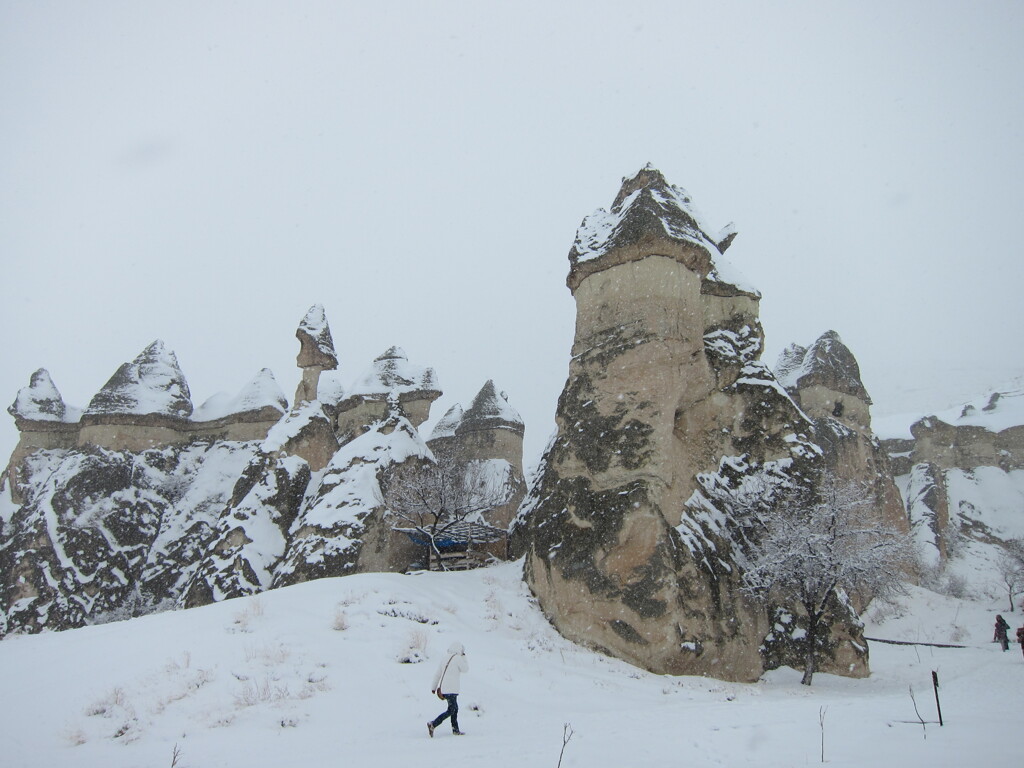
[741,476,917,685]
[381,451,508,571]
[996,538,1024,612]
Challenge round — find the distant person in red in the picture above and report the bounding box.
[427,641,469,737]
[994,615,1010,651]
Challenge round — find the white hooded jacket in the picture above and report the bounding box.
[432,642,469,695]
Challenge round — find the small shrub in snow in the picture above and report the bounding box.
[85,687,128,717]
[163,651,192,673]
[397,628,428,663]
[332,608,349,631]
[376,601,438,624]
[232,599,265,633]
[943,573,969,599]
[863,597,906,625]
[245,642,290,665]
[337,591,366,607]
[524,631,554,654]
[299,673,330,698]
[484,590,503,622]
[233,677,290,708]
[63,728,88,746]
[112,717,140,740]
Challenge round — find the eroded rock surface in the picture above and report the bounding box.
[880,385,1024,575]
[1,305,526,633]
[775,331,907,534]
[515,167,867,682]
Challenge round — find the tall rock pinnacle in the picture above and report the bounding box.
[294,304,339,405]
[515,168,867,682]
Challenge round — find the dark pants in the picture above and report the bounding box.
[431,693,460,732]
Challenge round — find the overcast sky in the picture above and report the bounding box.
[2,1,1023,470]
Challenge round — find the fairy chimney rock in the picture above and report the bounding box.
[516,168,867,682]
[6,369,81,502]
[295,304,339,405]
[775,331,906,533]
[78,341,194,451]
[9,369,77,428]
[775,331,871,427]
[336,347,441,439]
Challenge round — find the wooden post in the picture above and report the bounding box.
[931,671,943,726]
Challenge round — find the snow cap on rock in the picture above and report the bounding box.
[349,347,439,398]
[315,370,347,407]
[773,344,809,391]
[567,165,757,297]
[917,380,1024,434]
[296,304,338,371]
[9,368,81,423]
[430,403,464,441]
[458,380,523,436]
[192,369,288,422]
[774,331,870,402]
[85,340,193,418]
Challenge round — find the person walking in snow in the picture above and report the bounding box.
[428,641,469,737]
[994,614,1010,651]
[1016,625,1024,659]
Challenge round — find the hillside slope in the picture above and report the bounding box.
[0,561,1019,767]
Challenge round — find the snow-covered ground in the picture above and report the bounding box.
[1,561,1019,767]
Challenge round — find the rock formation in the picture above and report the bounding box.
[427,380,527,531]
[335,347,441,442]
[514,167,867,682]
[1,306,525,635]
[774,331,907,533]
[5,369,80,503]
[880,384,1024,574]
[294,303,339,406]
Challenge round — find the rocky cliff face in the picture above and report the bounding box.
[880,385,1024,577]
[514,167,867,682]
[0,306,526,636]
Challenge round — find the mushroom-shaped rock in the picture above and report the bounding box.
[296,304,338,371]
[9,369,79,424]
[515,170,869,683]
[775,331,870,403]
[85,340,193,419]
[567,165,756,297]
[458,380,524,436]
[350,347,439,398]
[337,347,441,433]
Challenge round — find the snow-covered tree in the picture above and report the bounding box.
[996,538,1024,612]
[741,477,917,685]
[380,451,506,571]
